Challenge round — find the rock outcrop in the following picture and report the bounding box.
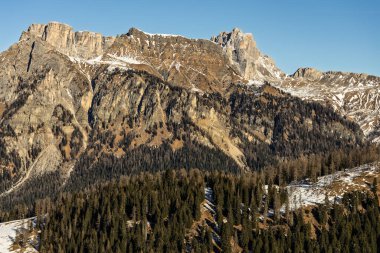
[20,22,115,59]
[292,67,323,80]
[211,28,285,82]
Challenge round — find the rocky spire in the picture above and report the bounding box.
[212,28,284,82]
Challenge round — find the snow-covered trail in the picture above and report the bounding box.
[204,187,216,216]
[203,186,221,244]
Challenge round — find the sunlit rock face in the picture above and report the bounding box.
[211,28,285,82]
[20,22,115,59]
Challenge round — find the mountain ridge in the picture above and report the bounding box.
[0,21,377,208]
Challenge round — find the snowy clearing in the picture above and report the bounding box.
[0,218,37,253]
[285,162,380,210]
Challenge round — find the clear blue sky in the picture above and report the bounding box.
[1,0,379,76]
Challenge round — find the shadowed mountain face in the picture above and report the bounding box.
[0,22,371,206]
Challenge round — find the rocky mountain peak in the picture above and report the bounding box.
[126,27,151,37]
[19,22,115,59]
[211,28,284,82]
[292,67,323,80]
[212,27,257,49]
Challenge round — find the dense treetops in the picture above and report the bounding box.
[8,169,377,253]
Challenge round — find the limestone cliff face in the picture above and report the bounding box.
[0,37,92,197]
[94,27,241,94]
[292,67,323,80]
[20,22,115,59]
[18,24,284,92]
[212,28,285,82]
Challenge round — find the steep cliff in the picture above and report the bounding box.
[211,28,285,82]
[19,22,115,59]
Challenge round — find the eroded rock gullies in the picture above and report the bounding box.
[0,36,92,198]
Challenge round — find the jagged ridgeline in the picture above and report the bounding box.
[0,22,371,209]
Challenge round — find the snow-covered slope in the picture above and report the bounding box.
[286,162,380,210]
[275,68,380,142]
[0,218,37,253]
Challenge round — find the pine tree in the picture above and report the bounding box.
[220,222,231,253]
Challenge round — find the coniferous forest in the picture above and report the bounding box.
[0,143,379,252]
[3,169,378,253]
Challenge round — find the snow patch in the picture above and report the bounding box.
[247,79,264,87]
[86,55,103,64]
[69,54,143,67]
[66,88,73,99]
[190,87,204,94]
[141,31,185,38]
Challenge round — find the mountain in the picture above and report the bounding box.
[0,22,373,208]
[274,68,380,142]
[211,29,380,144]
[1,21,380,253]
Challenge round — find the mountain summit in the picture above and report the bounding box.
[211,28,284,81]
[19,22,115,59]
[19,22,284,88]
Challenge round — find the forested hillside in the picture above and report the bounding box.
[10,169,379,253]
